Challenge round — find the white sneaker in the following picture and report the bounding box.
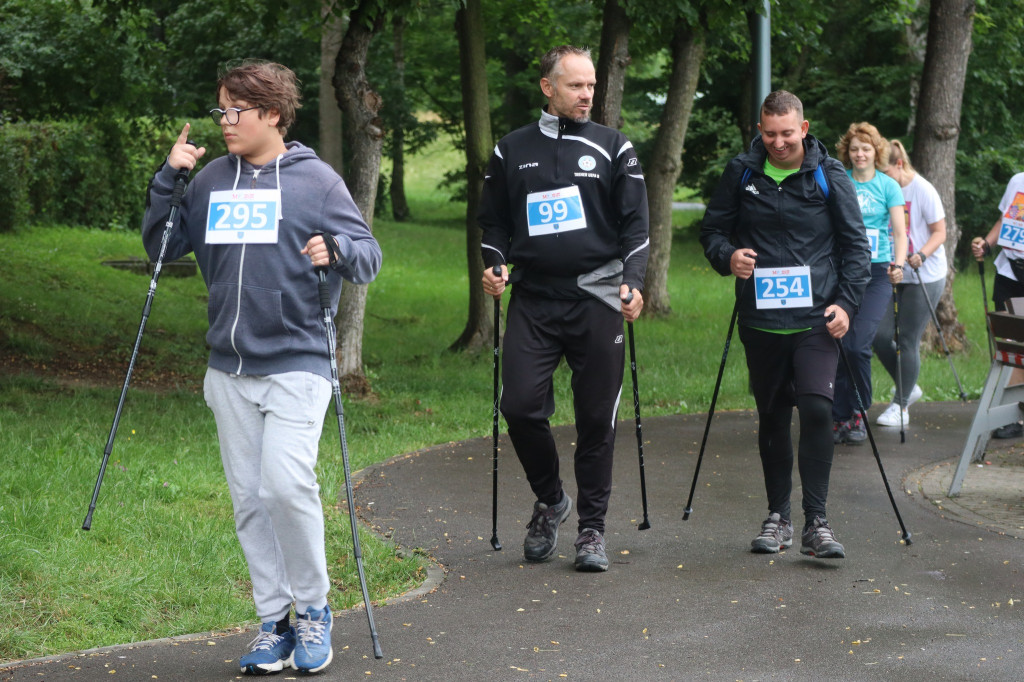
[889,383,923,407]
[876,402,910,427]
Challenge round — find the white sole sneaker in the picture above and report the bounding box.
[876,402,910,427]
[889,383,923,407]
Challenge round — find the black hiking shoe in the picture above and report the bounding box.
[800,516,846,559]
[523,492,572,562]
[573,528,609,572]
[750,512,794,554]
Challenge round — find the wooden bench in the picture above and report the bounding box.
[949,308,1024,495]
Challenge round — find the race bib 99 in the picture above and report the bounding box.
[526,186,587,237]
[753,266,813,310]
[206,189,281,244]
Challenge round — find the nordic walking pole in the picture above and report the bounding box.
[312,231,383,659]
[979,259,995,359]
[624,291,651,530]
[489,265,503,551]
[913,266,967,401]
[83,141,196,531]
[893,284,905,443]
[683,295,741,521]
[831,313,912,545]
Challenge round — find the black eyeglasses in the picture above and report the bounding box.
[209,106,260,126]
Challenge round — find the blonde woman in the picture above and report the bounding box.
[832,123,907,444]
[872,140,946,427]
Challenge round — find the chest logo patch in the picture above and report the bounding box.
[578,155,596,171]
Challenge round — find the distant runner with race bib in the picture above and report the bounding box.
[971,171,1024,439]
[700,91,869,560]
[479,45,649,572]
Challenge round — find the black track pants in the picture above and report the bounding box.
[500,292,625,534]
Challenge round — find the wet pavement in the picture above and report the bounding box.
[3,401,1022,681]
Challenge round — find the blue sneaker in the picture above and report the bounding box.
[289,604,333,673]
[239,621,295,675]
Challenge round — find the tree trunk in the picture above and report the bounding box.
[592,0,630,129]
[503,50,532,132]
[449,0,494,353]
[912,0,975,351]
[390,13,411,221]
[903,0,927,137]
[332,0,386,395]
[318,2,346,175]
[644,20,706,316]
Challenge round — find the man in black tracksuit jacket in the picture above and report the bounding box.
[701,90,869,560]
[480,45,649,572]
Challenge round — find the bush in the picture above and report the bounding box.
[0,117,222,233]
[953,142,1024,268]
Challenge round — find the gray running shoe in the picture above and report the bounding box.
[833,414,866,445]
[750,512,794,553]
[523,492,572,562]
[573,528,609,572]
[800,516,846,559]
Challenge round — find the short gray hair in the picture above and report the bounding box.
[539,45,592,83]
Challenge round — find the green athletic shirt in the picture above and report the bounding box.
[751,160,812,334]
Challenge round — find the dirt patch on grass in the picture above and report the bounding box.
[0,350,201,393]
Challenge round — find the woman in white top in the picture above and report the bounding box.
[872,139,947,426]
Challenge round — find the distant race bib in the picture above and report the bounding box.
[866,228,880,259]
[753,266,813,310]
[526,185,587,237]
[997,192,1024,250]
[206,189,281,244]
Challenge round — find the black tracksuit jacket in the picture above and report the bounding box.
[700,134,870,329]
[479,109,650,298]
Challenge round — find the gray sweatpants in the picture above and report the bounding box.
[872,278,945,407]
[204,367,332,623]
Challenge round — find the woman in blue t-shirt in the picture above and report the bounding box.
[832,122,907,444]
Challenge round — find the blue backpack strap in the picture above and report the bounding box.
[814,163,830,199]
[740,168,752,187]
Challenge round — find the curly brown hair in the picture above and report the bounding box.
[835,122,890,170]
[216,60,302,137]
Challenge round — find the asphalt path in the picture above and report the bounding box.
[4,402,1021,681]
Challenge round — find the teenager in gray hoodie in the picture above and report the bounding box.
[142,60,381,675]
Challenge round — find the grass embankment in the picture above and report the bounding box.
[0,139,993,660]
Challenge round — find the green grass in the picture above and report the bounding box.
[0,138,996,661]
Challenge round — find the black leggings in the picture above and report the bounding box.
[757,394,834,527]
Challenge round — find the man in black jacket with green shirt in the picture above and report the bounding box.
[700,91,870,560]
[479,45,649,572]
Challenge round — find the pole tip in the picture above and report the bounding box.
[638,520,651,531]
[902,532,913,546]
[372,638,383,660]
[682,508,692,521]
[490,536,502,551]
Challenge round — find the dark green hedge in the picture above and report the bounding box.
[0,117,222,232]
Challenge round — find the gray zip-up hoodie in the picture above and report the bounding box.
[143,141,382,380]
